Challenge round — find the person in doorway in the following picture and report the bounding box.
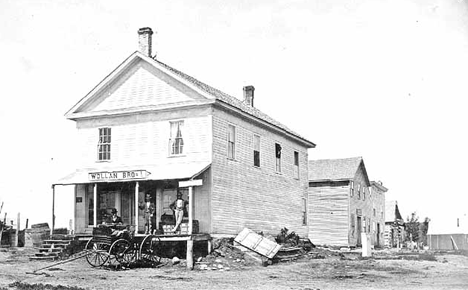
[106,208,123,225]
[170,191,188,233]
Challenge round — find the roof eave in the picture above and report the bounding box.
[66,101,215,121]
[308,178,352,183]
[214,100,316,148]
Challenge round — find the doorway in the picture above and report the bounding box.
[357,217,362,246]
[376,223,381,247]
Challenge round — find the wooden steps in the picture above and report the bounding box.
[29,237,73,261]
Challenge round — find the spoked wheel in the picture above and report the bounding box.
[110,239,137,267]
[85,238,110,267]
[139,235,161,267]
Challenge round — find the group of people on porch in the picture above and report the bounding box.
[102,191,188,235]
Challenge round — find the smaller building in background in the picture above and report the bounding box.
[427,214,468,250]
[384,200,405,248]
[370,181,387,248]
[307,157,385,248]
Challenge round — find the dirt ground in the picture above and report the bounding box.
[1,247,468,290]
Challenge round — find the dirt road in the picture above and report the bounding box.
[1,247,468,290]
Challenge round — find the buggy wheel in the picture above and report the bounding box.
[85,239,110,267]
[139,235,161,266]
[110,239,137,267]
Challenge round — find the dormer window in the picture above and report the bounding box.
[97,127,111,161]
[169,121,184,155]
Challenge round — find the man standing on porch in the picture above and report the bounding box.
[170,191,188,233]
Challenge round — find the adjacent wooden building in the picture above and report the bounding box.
[307,157,386,247]
[384,200,405,248]
[54,27,315,238]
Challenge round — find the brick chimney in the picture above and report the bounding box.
[243,86,255,107]
[138,27,153,57]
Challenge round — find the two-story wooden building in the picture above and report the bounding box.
[54,27,315,238]
[307,157,385,247]
[370,181,387,248]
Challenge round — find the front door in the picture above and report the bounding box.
[357,217,362,246]
[376,223,381,247]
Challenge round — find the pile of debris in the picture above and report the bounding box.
[195,238,249,271]
[193,227,321,271]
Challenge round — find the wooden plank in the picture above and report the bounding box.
[179,179,203,187]
[234,228,282,259]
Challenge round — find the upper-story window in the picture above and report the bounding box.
[169,121,184,155]
[275,143,282,172]
[350,181,354,197]
[357,183,361,200]
[253,134,260,167]
[294,151,299,179]
[97,127,111,161]
[363,187,366,201]
[227,124,236,159]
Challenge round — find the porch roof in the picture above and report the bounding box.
[53,161,210,185]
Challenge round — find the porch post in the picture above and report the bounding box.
[93,183,97,226]
[188,186,193,235]
[135,182,139,233]
[51,185,55,236]
[178,179,203,271]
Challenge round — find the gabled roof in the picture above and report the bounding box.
[66,51,315,148]
[385,200,404,223]
[308,157,370,184]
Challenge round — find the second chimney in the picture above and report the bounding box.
[138,27,153,57]
[243,86,255,107]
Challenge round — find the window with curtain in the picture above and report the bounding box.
[227,124,236,159]
[169,121,184,155]
[97,127,111,161]
[275,143,282,172]
[253,134,260,167]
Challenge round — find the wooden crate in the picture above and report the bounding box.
[234,228,282,259]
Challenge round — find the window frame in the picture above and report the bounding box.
[97,127,111,161]
[302,197,307,225]
[293,151,300,179]
[169,120,185,156]
[227,124,236,160]
[275,142,282,173]
[253,134,260,167]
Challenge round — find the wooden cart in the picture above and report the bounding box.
[85,226,161,268]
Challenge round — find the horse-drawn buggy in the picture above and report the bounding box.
[85,225,161,268]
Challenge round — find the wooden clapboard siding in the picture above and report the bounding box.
[193,168,212,233]
[75,106,212,169]
[349,163,372,246]
[91,61,193,112]
[74,184,87,233]
[308,185,349,246]
[369,182,386,247]
[210,108,309,237]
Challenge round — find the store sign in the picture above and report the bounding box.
[88,170,150,181]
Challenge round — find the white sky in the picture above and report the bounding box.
[1,0,467,230]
